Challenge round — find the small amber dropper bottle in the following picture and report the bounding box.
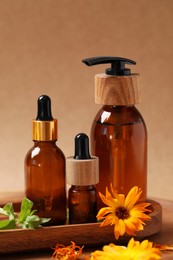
[66,133,99,224]
[24,95,66,225]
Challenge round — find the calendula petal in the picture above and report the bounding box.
[133,202,151,210]
[110,184,125,206]
[127,237,135,249]
[99,192,116,208]
[100,214,117,226]
[116,194,126,207]
[113,219,126,239]
[125,186,142,210]
[130,208,151,220]
[140,239,153,249]
[97,207,113,218]
[123,219,137,235]
[127,216,144,230]
[113,228,120,240]
[118,219,126,235]
[105,186,112,199]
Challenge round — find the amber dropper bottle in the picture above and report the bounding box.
[24,95,66,225]
[66,133,99,224]
[82,57,147,210]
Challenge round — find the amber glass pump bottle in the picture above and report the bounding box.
[24,95,66,225]
[66,133,99,224]
[82,57,147,210]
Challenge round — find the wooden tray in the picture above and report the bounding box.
[0,199,162,254]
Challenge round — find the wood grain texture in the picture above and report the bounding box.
[0,199,162,254]
[95,73,141,105]
[66,156,99,185]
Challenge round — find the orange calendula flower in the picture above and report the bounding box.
[97,185,151,240]
[52,241,83,260]
[90,237,161,260]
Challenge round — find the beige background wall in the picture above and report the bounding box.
[0,0,172,200]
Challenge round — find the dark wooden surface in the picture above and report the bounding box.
[0,193,172,259]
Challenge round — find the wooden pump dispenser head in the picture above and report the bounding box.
[82,56,141,106]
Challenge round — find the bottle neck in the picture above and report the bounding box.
[100,105,137,115]
[33,140,57,147]
[71,185,95,191]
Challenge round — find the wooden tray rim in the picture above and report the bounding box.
[0,199,162,254]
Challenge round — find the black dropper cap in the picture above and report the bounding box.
[82,56,136,75]
[33,95,57,141]
[36,95,53,121]
[74,133,91,160]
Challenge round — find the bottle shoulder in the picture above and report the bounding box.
[25,141,65,160]
[93,105,146,126]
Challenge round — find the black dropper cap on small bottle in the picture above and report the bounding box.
[74,133,91,160]
[33,95,57,141]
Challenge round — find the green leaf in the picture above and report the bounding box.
[18,198,33,223]
[30,209,37,216]
[0,207,8,216]
[3,203,15,220]
[21,215,50,229]
[0,219,16,230]
[0,198,51,230]
[39,217,51,225]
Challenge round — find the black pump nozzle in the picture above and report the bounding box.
[36,95,53,121]
[82,56,136,76]
[74,133,91,160]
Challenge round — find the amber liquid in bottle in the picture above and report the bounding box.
[91,105,147,210]
[25,141,66,225]
[68,185,97,224]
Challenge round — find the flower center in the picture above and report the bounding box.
[115,207,129,219]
